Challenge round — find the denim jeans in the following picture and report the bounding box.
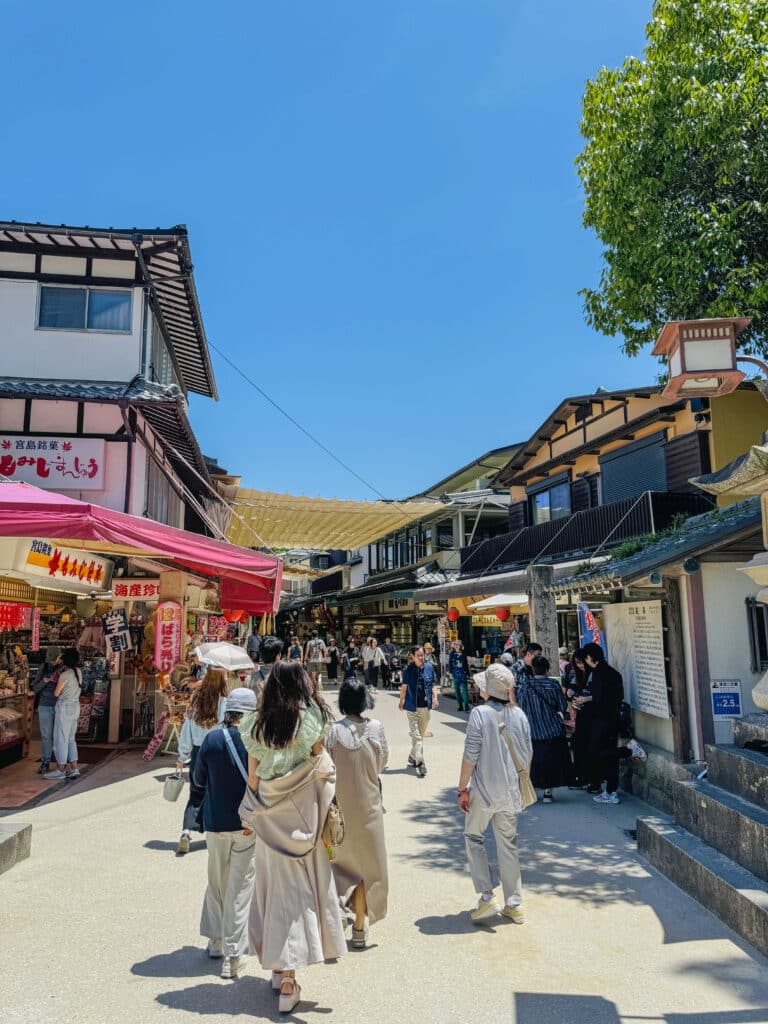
[38,705,55,766]
[453,672,469,708]
[53,699,80,766]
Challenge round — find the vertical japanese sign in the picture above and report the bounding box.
[154,600,183,673]
[103,608,133,655]
[31,607,41,652]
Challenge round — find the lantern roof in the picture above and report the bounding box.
[652,317,752,357]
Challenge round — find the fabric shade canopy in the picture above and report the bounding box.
[227,490,440,550]
[468,593,528,610]
[0,481,282,612]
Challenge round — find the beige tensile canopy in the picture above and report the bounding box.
[226,490,440,551]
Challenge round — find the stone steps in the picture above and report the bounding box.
[706,743,768,812]
[673,777,768,883]
[638,814,768,959]
[0,821,31,875]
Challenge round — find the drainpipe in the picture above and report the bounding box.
[119,401,134,514]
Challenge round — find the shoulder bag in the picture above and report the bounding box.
[222,726,250,785]
[163,769,185,802]
[492,709,537,810]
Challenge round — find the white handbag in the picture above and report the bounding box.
[163,770,185,802]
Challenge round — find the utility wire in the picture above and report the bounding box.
[209,340,395,504]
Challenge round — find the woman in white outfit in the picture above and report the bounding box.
[457,662,533,924]
[43,648,82,781]
[239,660,345,1014]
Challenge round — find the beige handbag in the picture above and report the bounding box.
[493,710,537,810]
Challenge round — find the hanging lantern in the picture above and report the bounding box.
[495,607,511,622]
[239,611,251,623]
[222,609,244,623]
[447,607,460,623]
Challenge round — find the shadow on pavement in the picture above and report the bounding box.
[674,955,768,1012]
[155,977,332,1022]
[132,945,214,978]
[414,910,500,936]
[144,839,207,854]
[515,993,768,1024]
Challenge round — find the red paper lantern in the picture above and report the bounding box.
[495,607,511,622]
[239,611,250,623]
[447,607,460,623]
[222,609,244,623]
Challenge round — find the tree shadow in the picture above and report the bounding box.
[155,976,332,1022]
[397,787,736,947]
[674,955,768,1011]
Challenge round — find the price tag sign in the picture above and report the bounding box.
[711,679,742,720]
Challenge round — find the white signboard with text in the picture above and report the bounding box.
[0,435,105,489]
[604,600,671,719]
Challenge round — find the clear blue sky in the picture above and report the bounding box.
[2,1,657,500]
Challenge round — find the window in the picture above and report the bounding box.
[530,481,571,525]
[38,286,131,332]
[146,458,183,528]
[747,597,768,672]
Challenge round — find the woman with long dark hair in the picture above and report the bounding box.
[239,661,345,1014]
[176,667,228,855]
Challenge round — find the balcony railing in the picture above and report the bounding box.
[459,491,714,577]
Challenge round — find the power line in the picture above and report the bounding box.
[209,340,393,503]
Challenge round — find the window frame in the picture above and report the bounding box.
[36,283,133,334]
[746,596,768,673]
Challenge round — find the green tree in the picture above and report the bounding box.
[577,0,768,357]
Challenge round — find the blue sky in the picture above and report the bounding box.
[2,1,656,499]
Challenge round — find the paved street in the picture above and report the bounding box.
[3,690,768,1024]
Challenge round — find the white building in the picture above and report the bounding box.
[0,221,219,533]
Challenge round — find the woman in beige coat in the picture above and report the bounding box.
[325,677,389,949]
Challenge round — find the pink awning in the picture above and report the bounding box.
[0,482,283,613]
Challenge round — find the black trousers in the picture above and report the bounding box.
[181,744,205,833]
[588,722,620,794]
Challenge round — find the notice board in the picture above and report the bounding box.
[604,600,670,719]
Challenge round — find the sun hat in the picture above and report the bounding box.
[225,687,258,714]
[558,646,568,657]
[472,662,515,701]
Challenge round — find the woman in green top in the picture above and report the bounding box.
[239,661,343,1015]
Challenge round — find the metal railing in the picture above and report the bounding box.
[459,491,713,577]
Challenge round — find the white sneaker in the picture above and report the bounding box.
[207,939,223,958]
[470,896,501,923]
[43,769,67,780]
[628,739,647,762]
[221,956,240,978]
[593,791,620,805]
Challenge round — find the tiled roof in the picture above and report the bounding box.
[0,375,209,481]
[551,496,762,593]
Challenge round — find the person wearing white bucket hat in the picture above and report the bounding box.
[193,687,258,979]
[457,663,532,925]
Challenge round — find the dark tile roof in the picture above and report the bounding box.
[552,496,762,593]
[0,221,217,399]
[0,375,209,481]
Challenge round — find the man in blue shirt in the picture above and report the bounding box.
[193,687,257,979]
[399,645,439,777]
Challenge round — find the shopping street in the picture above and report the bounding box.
[2,688,767,1024]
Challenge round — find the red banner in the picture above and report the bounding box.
[154,600,183,673]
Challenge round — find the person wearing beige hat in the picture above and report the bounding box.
[457,662,532,924]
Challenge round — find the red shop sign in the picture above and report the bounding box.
[154,600,183,673]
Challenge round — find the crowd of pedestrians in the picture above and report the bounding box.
[166,628,643,1012]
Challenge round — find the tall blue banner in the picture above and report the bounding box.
[578,601,606,656]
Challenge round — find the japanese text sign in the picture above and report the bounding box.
[0,436,105,490]
[711,679,742,720]
[154,600,183,673]
[113,579,161,601]
[21,539,114,593]
[102,608,133,654]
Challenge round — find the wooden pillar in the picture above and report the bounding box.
[527,564,558,669]
[663,576,693,763]
[685,573,715,755]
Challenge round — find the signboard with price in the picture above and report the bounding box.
[711,679,742,720]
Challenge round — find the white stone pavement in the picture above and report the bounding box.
[3,689,768,1024]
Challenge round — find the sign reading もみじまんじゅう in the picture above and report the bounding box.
[154,601,183,673]
[0,436,105,489]
[20,540,114,592]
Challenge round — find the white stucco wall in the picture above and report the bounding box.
[348,548,371,590]
[0,279,143,381]
[701,561,764,743]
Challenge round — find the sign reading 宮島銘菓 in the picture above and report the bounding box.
[0,436,105,489]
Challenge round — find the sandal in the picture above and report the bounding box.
[279,979,301,1014]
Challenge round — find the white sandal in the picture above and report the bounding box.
[279,979,301,1014]
[271,971,283,991]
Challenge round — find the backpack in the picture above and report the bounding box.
[617,701,634,739]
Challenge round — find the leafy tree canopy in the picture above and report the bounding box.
[578,0,768,357]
